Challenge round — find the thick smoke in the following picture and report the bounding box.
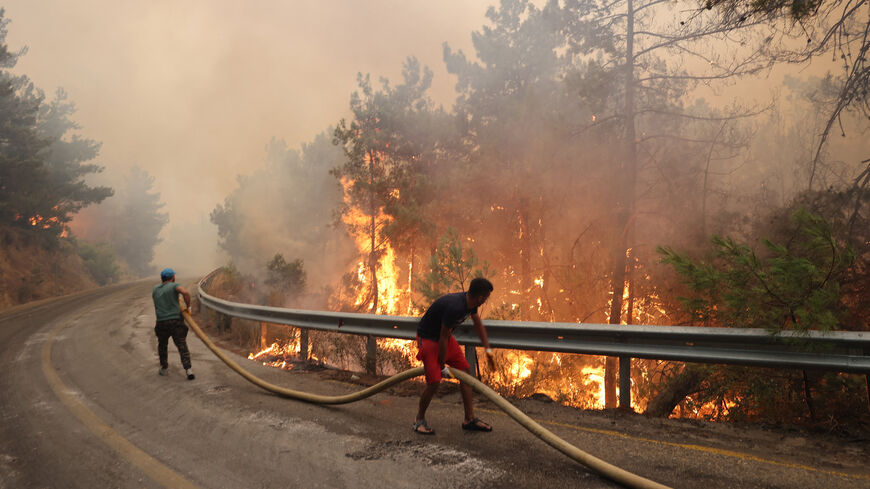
[210,133,355,300]
[2,1,491,277]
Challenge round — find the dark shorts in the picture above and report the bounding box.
[415,335,470,384]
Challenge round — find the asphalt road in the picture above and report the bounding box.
[0,280,868,489]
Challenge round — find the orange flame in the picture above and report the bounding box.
[339,177,408,315]
[248,341,299,370]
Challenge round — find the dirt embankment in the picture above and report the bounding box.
[0,227,97,310]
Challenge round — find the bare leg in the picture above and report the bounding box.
[417,382,439,423]
[460,379,475,422]
[460,367,491,430]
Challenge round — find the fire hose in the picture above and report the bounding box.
[182,309,672,489]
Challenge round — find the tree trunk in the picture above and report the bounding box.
[865,374,869,413]
[605,357,618,409]
[518,198,532,320]
[364,149,379,375]
[701,123,727,240]
[802,370,816,421]
[605,0,638,408]
[645,365,708,417]
[365,212,379,375]
[299,328,309,361]
[407,245,415,315]
[540,225,556,322]
[626,250,635,324]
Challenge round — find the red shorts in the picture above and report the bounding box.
[416,335,470,384]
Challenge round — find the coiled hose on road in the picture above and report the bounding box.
[182,309,672,489]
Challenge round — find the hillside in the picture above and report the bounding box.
[0,227,97,309]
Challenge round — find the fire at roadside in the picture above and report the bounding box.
[195,267,870,435]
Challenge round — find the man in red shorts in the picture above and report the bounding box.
[413,277,495,435]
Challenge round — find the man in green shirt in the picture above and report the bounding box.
[152,268,194,380]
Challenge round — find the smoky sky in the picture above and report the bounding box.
[3,1,492,272]
[5,1,868,278]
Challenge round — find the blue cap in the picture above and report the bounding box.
[160,268,176,280]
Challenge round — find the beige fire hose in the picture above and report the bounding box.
[183,309,672,489]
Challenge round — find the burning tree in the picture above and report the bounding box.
[443,0,617,327]
[263,253,308,358]
[557,0,774,407]
[441,0,750,406]
[204,0,867,425]
[332,58,448,374]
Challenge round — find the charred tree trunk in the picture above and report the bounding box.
[365,210,379,374]
[645,365,708,417]
[540,225,556,322]
[407,245,415,315]
[701,123,727,240]
[605,0,638,409]
[865,374,869,413]
[364,149,379,375]
[518,199,532,320]
[802,370,816,421]
[626,249,635,324]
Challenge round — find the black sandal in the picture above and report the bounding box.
[413,419,435,435]
[461,418,492,432]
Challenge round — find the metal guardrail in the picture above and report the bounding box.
[196,270,870,374]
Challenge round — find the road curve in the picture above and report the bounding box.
[0,280,867,489]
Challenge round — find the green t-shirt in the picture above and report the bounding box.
[152,282,182,321]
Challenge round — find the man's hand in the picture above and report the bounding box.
[485,348,496,367]
[441,366,453,379]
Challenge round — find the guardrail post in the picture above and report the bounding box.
[299,328,309,361]
[364,335,377,374]
[619,356,631,410]
[217,311,232,333]
[465,346,479,379]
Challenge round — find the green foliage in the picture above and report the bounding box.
[265,253,306,297]
[659,208,854,334]
[37,89,113,221]
[76,240,120,286]
[0,11,111,245]
[414,228,493,304]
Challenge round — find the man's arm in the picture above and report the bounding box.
[471,312,495,364]
[177,285,192,311]
[471,313,491,349]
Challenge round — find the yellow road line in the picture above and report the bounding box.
[41,319,202,489]
[477,406,869,481]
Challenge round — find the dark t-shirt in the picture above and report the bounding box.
[417,292,477,341]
